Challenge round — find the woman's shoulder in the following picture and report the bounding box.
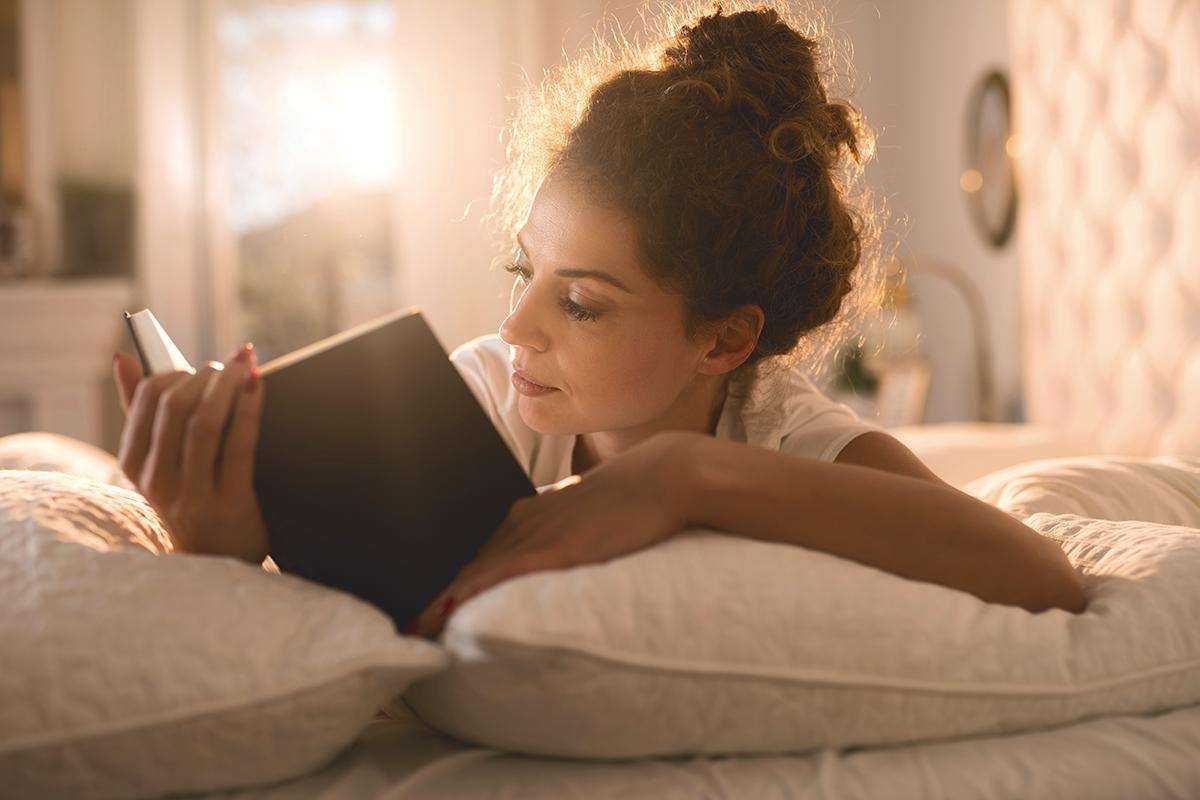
[734,360,882,462]
[447,333,526,456]
[447,334,573,486]
[447,334,506,416]
[449,333,510,376]
[734,359,842,420]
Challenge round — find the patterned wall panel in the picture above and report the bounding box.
[1008,0,1199,455]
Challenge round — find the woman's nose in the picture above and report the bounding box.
[499,283,548,350]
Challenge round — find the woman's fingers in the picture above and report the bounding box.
[217,350,262,497]
[112,353,144,416]
[185,345,255,498]
[117,370,192,488]
[141,363,222,504]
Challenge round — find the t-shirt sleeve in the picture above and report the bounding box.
[448,335,530,472]
[777,375,884,463]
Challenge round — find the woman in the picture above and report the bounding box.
[112,3,1086,638]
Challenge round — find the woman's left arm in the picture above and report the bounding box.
[682,432,1087,614]
[413,431,1085,636]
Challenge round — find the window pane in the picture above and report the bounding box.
[217,0,397,361]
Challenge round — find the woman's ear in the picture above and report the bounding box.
[699,304,764,376]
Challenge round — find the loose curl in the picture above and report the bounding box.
[489,0,892,396]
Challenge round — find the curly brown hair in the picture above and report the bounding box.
[489,0,888,394]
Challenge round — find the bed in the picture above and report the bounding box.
[205,701,1200,799]
[2,0,1199,797]
[201,0,1200,794]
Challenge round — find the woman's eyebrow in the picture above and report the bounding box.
[516,235,633,293]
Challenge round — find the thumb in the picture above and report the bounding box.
[112,353,144,416]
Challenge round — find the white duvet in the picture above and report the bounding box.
[964,455,1200,526]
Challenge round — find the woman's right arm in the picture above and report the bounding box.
[112,343,270,564]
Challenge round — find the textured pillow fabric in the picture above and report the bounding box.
[0,432,137,490]
[963,456,1200,526]
[0,469,448,799]
[401,457,1200,759]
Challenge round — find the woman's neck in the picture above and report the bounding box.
[571,372,730,473]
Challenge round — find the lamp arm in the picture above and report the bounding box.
[895,258,997,423]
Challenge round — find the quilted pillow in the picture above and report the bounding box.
[400,457,1200,759]
[0,469,448,799]
[0,432,137,490]
[963,456,1200,526]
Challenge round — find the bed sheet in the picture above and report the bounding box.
[202,699,1200,800]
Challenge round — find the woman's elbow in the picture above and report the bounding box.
[1022,542,1088,614]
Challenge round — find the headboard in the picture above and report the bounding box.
[1008,0,1199,456]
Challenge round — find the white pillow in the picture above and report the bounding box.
[401,459,1200,759]
[963,455,1200,526]
[0,469,448,799]
[0,432,137,490]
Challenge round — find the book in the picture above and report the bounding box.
[123,310,194,374]
[123,307,536,630]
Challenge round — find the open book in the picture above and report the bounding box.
[123,308,536,630]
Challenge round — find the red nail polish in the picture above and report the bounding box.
[439,596,458,616]
[235,343,253,363]
[402,621,419,635]
[244,367,261,393]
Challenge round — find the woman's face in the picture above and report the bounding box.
[499,176,717,436]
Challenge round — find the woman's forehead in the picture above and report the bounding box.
[519,177,648,286]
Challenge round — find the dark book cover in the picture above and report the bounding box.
[125,307,536,631]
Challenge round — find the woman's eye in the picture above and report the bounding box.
[560,298,601,322]
[504,263,602,323]
[503,263,531,283]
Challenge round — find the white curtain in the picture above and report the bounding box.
[133,0,615,362]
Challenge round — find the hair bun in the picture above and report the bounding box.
[661,5,862,165]
[665,4,806,74]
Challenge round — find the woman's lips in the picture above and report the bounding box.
[512,369,558,397]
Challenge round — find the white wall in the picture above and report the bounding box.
[19,0,137,275]
[388,3,524,354]
[390,1,623,355]
[51,0,135,184]
[842,0,1021,423]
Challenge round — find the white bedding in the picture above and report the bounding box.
[200,445,1198,799]
[207,701,1200,800]
[2,431,1198,799]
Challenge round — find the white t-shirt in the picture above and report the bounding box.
[449,334,883,489]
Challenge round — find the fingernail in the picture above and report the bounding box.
[234,343,254,363]
[244,366,261,392]
[439,596,458,617]
[402,622,419,635]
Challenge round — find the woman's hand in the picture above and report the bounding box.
[112,344,269,564]
[411,431,698,638]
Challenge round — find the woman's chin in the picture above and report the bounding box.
[517,397,576,436]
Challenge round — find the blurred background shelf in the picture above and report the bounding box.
[0,276,134,450]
